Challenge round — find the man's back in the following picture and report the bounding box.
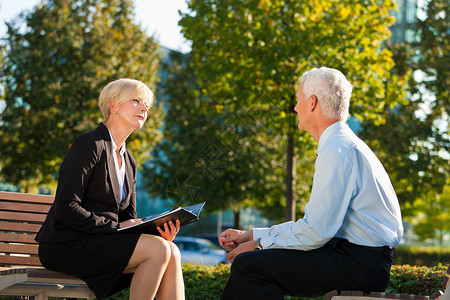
[312,121,403,248]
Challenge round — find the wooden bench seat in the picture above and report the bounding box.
[326,265,450,300]
[0,191,94,299]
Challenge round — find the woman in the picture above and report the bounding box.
[36,78,185,300]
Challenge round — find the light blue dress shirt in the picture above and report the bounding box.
[253,121,403,250]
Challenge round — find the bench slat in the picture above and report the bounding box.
[0,233,37,245]
[0,282,94,299]
[0,221,41,234]
[0,211,46,223]
[0,202,50,214]
[0,243,38,255]
[0,192,54,204]
[0,268,85,284]
[0,255,41,267]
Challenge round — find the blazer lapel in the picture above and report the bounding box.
[98,123,121,205]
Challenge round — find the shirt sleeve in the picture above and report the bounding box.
[254,149,357,250]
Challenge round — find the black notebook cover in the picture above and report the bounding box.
[118,202,206,235]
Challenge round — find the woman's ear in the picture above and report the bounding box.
[110,100,117,115]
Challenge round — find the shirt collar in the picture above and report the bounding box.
[103,123,126,156]
[317,121,347,154]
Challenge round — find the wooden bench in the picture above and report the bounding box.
[325,265,450,300]
[0,191,94,299]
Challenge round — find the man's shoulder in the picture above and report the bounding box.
[321,127,358,152]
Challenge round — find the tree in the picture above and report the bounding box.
[179,0,406,222]
[411,178,450,246]
[0,0,163,191]
[414,0,449,119]
[358,0,449,219]
[143,50,297,229]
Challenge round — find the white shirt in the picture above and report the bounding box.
[104,124,127,202]
[253,121,403,250]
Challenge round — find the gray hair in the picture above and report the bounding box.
[300,67,352,121]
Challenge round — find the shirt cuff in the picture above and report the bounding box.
[253,228,270,239]
[253,228,276,249]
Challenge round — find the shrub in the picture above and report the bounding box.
[387,264,448,295]
[394,246,450,267]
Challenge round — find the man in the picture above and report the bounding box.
[218,67,403,300]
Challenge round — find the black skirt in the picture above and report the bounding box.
[38,232,141,299]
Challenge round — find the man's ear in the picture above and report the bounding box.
[310,95,318,111]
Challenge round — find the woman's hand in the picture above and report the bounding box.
[157,219,180,242]
[119,218,143,229]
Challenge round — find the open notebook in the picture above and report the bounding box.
[118,202,206,235]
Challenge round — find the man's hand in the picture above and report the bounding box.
[218,228,252,251]
[225,241,255,264]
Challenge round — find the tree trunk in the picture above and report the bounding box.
[233,209,241,229]
[285,133,296,221]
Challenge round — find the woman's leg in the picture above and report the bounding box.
[123,234,184,300]
[156,241,185,300]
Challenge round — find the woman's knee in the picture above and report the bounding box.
[139,235,172,263]
[168,241,181,262]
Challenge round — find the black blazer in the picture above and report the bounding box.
[36,123,137,243]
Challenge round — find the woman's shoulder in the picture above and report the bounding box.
[69,124,107,155]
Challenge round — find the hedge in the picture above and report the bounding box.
[394,246,450,267]
[0,263,446,300]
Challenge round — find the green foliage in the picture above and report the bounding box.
[410,179,450,246]
[395,246,450,267]
[144,50,298,224]
[413,0,449,119]
[0,0,163,191]
[180,0,404,125]
[358,0,449,227]
[183,263,231,299]
[387,264,448,295]
[178,0,408,220]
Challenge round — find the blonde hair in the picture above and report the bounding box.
[98,78,154,121]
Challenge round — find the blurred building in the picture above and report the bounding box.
[390,0,418,44]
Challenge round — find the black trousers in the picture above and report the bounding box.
[221,238,394,300]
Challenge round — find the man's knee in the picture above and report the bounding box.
[230,251,255,275]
